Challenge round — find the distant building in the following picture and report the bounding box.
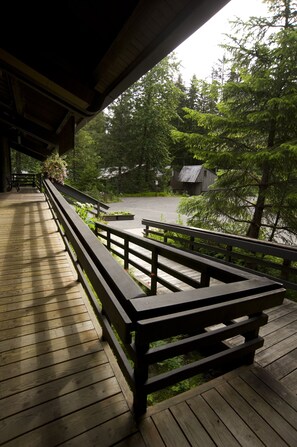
[171,165,217,195]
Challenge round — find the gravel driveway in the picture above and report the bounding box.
[105,196,187,231]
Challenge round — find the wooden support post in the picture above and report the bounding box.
[144,225,149,238]
[0,136,11,192]
[124,236,129,270]
[200,271,210,287]
[189,235,195,251]
[107,230,111,250]
[281,259,291,281]
[133,335,149,416]
[243,313,261,364]
[150,247,158,295]
[226,245,233,262]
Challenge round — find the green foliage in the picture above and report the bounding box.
[11,149,41,174]
[74,202,97,230]
[99,55,182,193]
[173,0,297,243]
[66,113,105,194]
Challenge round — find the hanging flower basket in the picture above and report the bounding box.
[42,152,68,184]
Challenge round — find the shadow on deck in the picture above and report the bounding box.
[0,191,297,446]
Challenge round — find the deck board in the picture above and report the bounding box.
[0,192,141,446]
[1,192,297,446]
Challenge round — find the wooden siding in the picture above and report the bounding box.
[1,192,297,446]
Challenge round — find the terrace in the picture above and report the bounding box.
[0,183,297,445]
[1,1,297,445]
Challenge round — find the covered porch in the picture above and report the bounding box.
[1,189,297,446]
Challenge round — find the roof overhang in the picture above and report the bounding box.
[0,0,230,160]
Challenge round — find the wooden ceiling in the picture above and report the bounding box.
[0,0,229,160]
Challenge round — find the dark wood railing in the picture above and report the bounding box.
[43,179,285,416]
[143,219,297,294]
[54,182,109,215]
[7,173,42,191]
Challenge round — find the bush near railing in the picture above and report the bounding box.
[43,179,285,416]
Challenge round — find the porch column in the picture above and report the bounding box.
[0,136,11,192]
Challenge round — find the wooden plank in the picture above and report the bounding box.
[260,309,297,337]
[0,265,72,282]
[0,288,81,308]
[229,375,297,446]
[170,401,216,447]
[0,277,78,298]
[258,320,297,352]
[60,411,138,447]
[217,382,288,446]
[0,304,87,330]
[240,369,297,427]
[251,366,297,410]
[0,311,90,340]
[256,332,297,367]
[139,416,166,447]
[0,297,84,321]
[0,272,75,291]
[115,432,147,447]
[0,320,95,353]
[152,409,191,446]
[0,338,104,382]
[280,369,297,394]
[0,362,114,419]
[1,329,98,366]
[202,388,265,447]
[2,394,129,447]
[187,394,240,447]
[0,377,121,444]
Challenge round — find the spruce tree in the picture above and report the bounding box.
[175,0,297,243]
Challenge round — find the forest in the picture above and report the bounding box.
[12,0,297,244]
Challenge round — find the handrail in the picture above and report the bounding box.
[95,221,258,294]
[54,182,109,213]
[142,219,297,293]
[42,179,285,416]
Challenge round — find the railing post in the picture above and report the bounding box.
[150,246,158,295]
[189,235,195,251]
[164,230,168,244]
[243,313,261,364]
[281,259,291,281]
[124,235,129,270]
[226,245,233,262]
[200,271,210,287]
[144,225,149,238]
[39,173,43,192]
[106,230,111,250]
[133,334,149,417]
[97,201,101,218]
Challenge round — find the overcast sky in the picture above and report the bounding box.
[174,0,268,84]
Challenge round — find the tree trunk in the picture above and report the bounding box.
[246,163,270,239]
[246,119,276,239]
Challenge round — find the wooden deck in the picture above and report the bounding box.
[1,191,297,446]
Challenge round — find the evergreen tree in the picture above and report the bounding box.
[131,55,181,191]
[100,89,136,193]
[66,113,106,194]
[175,0,297,243]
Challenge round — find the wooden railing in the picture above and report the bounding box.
[43,179,285,416]
[54,182,109,215]
[143,219,297,294]
[7,173,42,191]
